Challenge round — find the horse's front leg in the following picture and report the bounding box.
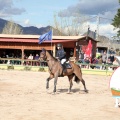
[53,74,58,93]
[46,78,49,89]
[46,74,54,89]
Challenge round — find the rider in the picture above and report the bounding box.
[56,43,71,74]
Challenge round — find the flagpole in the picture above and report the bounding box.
[51,28,53,54]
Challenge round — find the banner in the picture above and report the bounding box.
[38,30,52,44]
[85,40,92,58]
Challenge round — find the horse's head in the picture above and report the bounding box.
[40,48,47,61]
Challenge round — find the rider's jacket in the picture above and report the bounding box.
[56,48,66,60]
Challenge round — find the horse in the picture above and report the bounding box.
[40,48,88,94]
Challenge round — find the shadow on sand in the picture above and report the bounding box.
[57,88,88,94]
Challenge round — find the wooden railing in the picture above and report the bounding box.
[0,58,119,74]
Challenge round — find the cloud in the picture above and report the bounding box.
[23,19,44,28]
[58,0,119,19]
[24,19,30,26]
[86,22,117,37]
[57,0,119,36]
[99,24,118,37]
[0,0,25,17]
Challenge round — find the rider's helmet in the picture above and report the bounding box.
[57,43,62,48]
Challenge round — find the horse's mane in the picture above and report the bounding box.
[46,50,58,62]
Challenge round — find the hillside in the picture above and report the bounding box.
[0,18,60,35]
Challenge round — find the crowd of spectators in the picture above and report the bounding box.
[0,51,47,66]
[0,49,119,69]
[78,50,119,70]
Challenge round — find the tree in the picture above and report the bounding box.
[2,20,23,34]
[112,0,120,36]
[52,13,88,36]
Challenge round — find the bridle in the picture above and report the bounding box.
[40,48,56,62]
[40,51,47,61]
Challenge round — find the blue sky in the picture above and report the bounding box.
[0,0,119,37]
[11,0,79,27]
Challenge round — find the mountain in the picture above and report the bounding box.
[0,18,60,35]
[22,26,52,35]
[0,18,8,33]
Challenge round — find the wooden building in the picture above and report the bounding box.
[0,34,97,61]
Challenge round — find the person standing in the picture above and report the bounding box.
[79,50,85,63]
[27,53,33,65]
[109,54,114,63]
[34,53,40,66]
[102,51,107,69]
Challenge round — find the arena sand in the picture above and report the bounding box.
[0,70,120,120]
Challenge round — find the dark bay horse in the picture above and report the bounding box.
[40,48,88,93]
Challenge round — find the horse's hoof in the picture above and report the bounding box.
[46,89,49,92]
[85,90,88,93]
[52,92,56,95]
[56,91,60,94]
[79,90,87,94]
[115,105,119,108]
[66,92,73,94]
[46,89,52,94]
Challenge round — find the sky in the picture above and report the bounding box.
[0,0,120,37]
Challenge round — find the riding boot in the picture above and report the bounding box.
[62,63,67,73]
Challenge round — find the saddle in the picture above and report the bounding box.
[62,62,71,69]
[59,62,72,77]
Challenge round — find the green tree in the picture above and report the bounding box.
[2,20,23,34]
[112,0,120,36]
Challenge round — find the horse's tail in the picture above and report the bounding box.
[74,65,81,84]
[74,75,80,84]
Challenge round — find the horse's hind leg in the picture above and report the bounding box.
[74,72,88,93]
[46,74,54,89]
[81,78,88,93]
[67,75,74,93]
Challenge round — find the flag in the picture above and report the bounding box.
[38,30,52,44]
[85,40,92,58]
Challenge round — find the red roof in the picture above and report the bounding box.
[0,38,77,43]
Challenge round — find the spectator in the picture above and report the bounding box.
[107,58,113,65]
[23,54,28,65]
[102,51,107,69]
[27,54,33,65]
[102,51,107,64]
[34,54,40,66]
[97,56,102,69]
[28,54,33,60]
[91,57,98,69]
[109,54,114,63]
[84,57,90,68]
[107,58,113,70]
[1,52,7,64]
[79,50,85,63]
[113,58,119,70]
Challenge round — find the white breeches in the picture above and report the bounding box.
[61,59,66,64]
